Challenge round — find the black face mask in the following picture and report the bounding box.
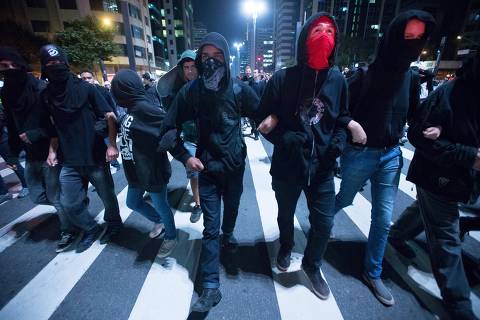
[45,63,70,83]
[0,68,27,84]
[399,39,424,64]
[202,57,225,91]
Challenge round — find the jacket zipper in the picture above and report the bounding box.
[307,71,319,186]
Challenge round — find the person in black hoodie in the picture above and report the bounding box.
[255,13,348,300]
[332,10,435,306]
[406,53,480,320]
[0,47,77,252]
[111,69,176,258]
[142,72,162,109]
[160,32,259,312]
[40,44,123,253]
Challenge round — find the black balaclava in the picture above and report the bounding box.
[112,69,147,108]
[373,10,436,72]
[40,44,70,83]
[0,47,36,114]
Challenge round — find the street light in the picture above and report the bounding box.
[243,1,266,70]
[233,42,244,77]
[102,17,112,28]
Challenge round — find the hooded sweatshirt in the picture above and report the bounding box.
[255,12,349,185]
[407,53,480,202]
[40,45,112,166]
[0,47,53,161]
[112,69,171,191]
[339,10,436,148]
[161,32,259,174]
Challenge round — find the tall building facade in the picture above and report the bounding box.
[148,0,193,69]
[192,22,208,49]
[0,0,155,78]
[273,0,300,70]
[256,27,274,71]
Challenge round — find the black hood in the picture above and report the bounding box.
[111,69,147,108]
[373,10,436,70]
[195,32,231,83]
[0,47,28,71]
[296,12,339,67]
[456,52,480,90]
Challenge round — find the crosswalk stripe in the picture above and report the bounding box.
[333,177,480,318]
[246,138,344,320]
[128,183,203,320]
[400,147,414,161]
[0,161,26,178]
[0,186,131,320]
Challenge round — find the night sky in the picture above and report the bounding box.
[192,0,273,46]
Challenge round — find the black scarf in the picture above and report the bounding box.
[46,68,86,114]
[2,73,40,116]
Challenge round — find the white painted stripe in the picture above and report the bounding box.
[334,178,480,318]
[129,183,204,320]
[246,138,344,320]
[401,147,414,161]
[0,161,26,178]
[0,186,131,320]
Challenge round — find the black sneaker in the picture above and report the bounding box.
[276,247,291,272]
[56,232,77,253]
[99,224,123,244]
[76,226,101,253]
[191,288,222,313]
[302,264,330,300]
[363,273,395,306]
[388,236,416,259]
[220,233,237,248]
[190,205,202,223]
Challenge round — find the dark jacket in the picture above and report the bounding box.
[162,32,259,174]
[113,69,171,192]
[95,84,118,115]
[1,74,54,161]
[407,76,480,203]
[255,12,349,185]
[339,10,436,148]
[144,83,162,109]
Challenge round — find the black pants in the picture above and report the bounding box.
[390,200,424,241]
[198,165,245,289]
[272,175,335,271]
[417,187,476,320]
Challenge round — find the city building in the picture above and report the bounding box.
[192,21,208,50]
[273,0,300,69]
[0,0,156,79]
[255,27,274,71]
[148,0,194,69]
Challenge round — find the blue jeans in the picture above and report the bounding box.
[126,186,176,239]
[198,165,245,289]
[59,165,122,232]
[334,145,402,279]
[273,175,336,271]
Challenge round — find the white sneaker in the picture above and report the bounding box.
[149,223,165,239]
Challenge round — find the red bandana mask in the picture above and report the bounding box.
[306,17,336,70]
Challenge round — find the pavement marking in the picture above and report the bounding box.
[334,178,480,319]
[128,183,204,320]
[0,186,131,320]
[0,161,26,178]
[246,138,344,320]
[400,147,414,161]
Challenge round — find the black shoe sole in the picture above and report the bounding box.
[55,236,78,253]
[191,294,222,313]
[190,213,202,223]
[276,259,290,272]
[301,266,330,300]
[362,274,395,306]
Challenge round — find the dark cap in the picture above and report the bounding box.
[142,72,152,80]
[39,44,69,67]
[0,47,28,70]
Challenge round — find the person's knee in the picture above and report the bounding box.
[126,195,142,211]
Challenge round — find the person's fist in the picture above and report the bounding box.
[186,157,204,172]
[258,114,279,135]
[106,145,119,162]
[423,126,442,140]
[47,152,58,167]
[348,120,367,145]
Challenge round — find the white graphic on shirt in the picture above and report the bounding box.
[119,115,134,161]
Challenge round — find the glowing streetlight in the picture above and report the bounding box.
[102,17,112,28]
[457,35,462,40]
[422,50,428,55]
[242,1,266,69]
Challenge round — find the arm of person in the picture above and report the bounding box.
[408,88,478,169]
[327,78,349,159]
[47,137,59,166]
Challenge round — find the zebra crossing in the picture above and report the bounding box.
[0,138,479,320]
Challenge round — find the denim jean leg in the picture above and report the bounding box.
[364,152,402,279]
[221,165,245,236]
[44,164,74,233]
[334,147,377,213]
[87,165,122,226]
[272,178,302,251]
[126,187,162,224]
[25,161,47,204]
[417,187,474,318]
[59,167,97,231]
[150,185,176,239]
[199,172,222,289]
[302,177,336,271]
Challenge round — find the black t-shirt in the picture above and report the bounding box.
[47,82,111,166]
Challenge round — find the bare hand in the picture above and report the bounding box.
[348,120,367,145]
[19,133,32,144]
[106,145,119,162]
[423,126,442,140]
[47,152,58,166]
[186,157,204,172]
[257,114,279,135]
[6,164,17,170]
